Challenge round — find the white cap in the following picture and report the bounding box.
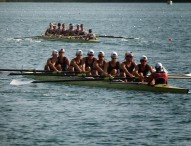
[87,49,94,55]
[111,51,118,58]
[125,51,133,57]
[98,51,105,56]
[76,50,83,56]
[155,63,163,69]
[59,48,65,53]
[140,55,148,61]
[52,50,58,55]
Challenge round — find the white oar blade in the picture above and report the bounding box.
[185,73,191,77]
[10,79,32,86]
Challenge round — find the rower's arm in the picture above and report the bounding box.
[93,61,104,74]
[71,59,82,72]
[103,62,109,76]
[120,63,133,77]
[147,73,154,85]
[149,65,153,73]
[47,59,58,72]
[134,65,140,77]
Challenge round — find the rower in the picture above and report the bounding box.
[92,51,106,76]
[52,24,57,35]
[55,23,62,35]
[44,50,59,72]
[82,50,97,75]
[56,48,70,71]
[79,24,87,36]
[67,23,75,36]
[85,29,96,40]
[120,51,136,79]
[45,23,54,35]
[61,23,68,36]
[74,24,81,36]
[134,55,153,82]
[148,63,168,85]
[69,50,84,73]
[104,51,120,77]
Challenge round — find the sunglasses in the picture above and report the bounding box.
[126,56,133,58]
[141,60,147,62]
[88,54,94,56]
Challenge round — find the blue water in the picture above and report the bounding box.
[0,3,191,146]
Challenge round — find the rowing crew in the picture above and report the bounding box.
[45,23,96,40]
[44,49,168,85]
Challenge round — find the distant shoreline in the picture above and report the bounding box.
[0,0,190,3]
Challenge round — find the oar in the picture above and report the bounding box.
[97,35,136,39]
[31,78,110,83]
[0,69,83,74]
[9,72,83,77]
[31,76,140,83]
[168,74,191,79]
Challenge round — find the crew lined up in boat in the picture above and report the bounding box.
[148,63,168,85]
[120,51,136,79]
[92,51,106,76]
[69,50,84,73]
[44,23,97,39]
[44,49,168,84]
[56,48,70,71]
[82,50,97,76]
[134,55,153,82]
[44,50,59,72]
[104,52,120,77]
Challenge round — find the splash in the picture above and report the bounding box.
[10,79,32,86]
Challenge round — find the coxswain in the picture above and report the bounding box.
[82,49,97,75]
[55,23,62,35]
[56,48,70,71]
[67,23,75,36]
[45,23,54,35]
[79,24,87,36]
[74,24,81,36]
[92,51,106,76]
[134,55,153,82]
[148,63,168,85]
[120,51,136,80]
[85,29,96,40]
[69,50,84,73]
[44,50,59,72]
[61,23,68,36]
[104,51,120,77]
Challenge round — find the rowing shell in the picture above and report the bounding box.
[35,35,100,43]
[22,74,189,94]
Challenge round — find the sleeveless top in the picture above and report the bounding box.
[120,61,135,73]
[107,61,120,74]
[138,64,150,77]
[88,33,94,39]
[85,57,96,68]
[56,57,68,71]
[79,31,86,35]
[155,71,168,84]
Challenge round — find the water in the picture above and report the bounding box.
[0,3,191,146]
